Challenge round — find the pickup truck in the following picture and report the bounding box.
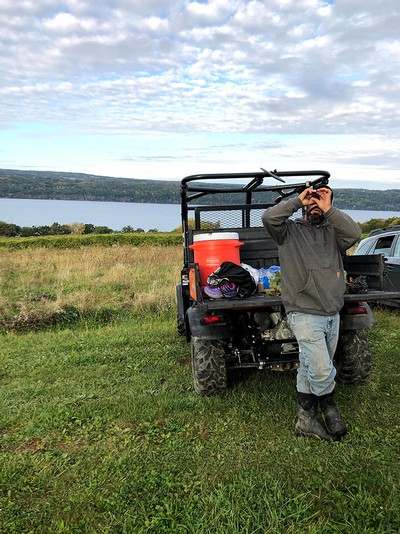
[176,170,400,396]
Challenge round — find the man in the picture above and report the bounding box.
[262,185,361,441]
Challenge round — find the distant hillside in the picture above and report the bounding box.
[1,168,400,211]
[0,169,180,204]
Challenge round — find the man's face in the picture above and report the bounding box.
[301,186,333,224]
[304,196,324,224]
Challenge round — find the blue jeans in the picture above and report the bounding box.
[287,312,340,396]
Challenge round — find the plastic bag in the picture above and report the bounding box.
[258,266,281,289]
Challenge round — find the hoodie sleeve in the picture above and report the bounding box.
[262,197,303,245]
[324,206,362,252]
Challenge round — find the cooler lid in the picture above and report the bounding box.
[193,232,239,242]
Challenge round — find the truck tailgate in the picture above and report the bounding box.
[197,291,400,312]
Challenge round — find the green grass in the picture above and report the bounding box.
[0,306,399,533]
[0,312,400,533]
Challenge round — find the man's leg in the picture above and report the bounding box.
[288,312,337,396]
[319,390,347,438]
[288,312,346,439]
[317,314,347,438]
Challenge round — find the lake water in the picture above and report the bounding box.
[2,197,400,232]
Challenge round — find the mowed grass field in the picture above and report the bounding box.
[0,241,399,533]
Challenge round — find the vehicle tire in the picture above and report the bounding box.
[335,330,372,384]
[176,311,186,336]
[191,337,227,396]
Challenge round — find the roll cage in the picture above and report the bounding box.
[180,168,330,266]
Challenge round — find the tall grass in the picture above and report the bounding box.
[0,244,182,330]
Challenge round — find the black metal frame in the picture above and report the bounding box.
[180,169,330,266]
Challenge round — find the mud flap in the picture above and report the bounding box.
[341,301,376,331]
[187,307,234,340]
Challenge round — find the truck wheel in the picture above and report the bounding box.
[335,330,372,384]
[191,337,227,396]
[176,312,186,336]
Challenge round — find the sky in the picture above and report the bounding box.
[1,0,400,190]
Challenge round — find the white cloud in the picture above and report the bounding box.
[186,0,233,21]
[0,0,399,187]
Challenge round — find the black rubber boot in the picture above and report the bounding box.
[295,392,335,441]
[319,390,347,439]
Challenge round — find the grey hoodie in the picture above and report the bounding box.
[262,197,362,316]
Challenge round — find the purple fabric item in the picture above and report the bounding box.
[203,282,238,299]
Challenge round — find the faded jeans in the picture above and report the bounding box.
[287,312,340,396]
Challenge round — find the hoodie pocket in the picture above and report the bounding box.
[296,269,345,313]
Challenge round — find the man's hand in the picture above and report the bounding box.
[299,187,332,213]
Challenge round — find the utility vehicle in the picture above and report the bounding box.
[176,169,400,396]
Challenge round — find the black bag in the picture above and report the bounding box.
[207,261,256,298]
[347,275,368,294]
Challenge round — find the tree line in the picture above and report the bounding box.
[0,221,160,238]
[1,216,399,239]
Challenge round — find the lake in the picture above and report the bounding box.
[2,197,400,232]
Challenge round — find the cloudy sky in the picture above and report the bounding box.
[1,0,400,189]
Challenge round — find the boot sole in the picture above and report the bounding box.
[327,428,347,439]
